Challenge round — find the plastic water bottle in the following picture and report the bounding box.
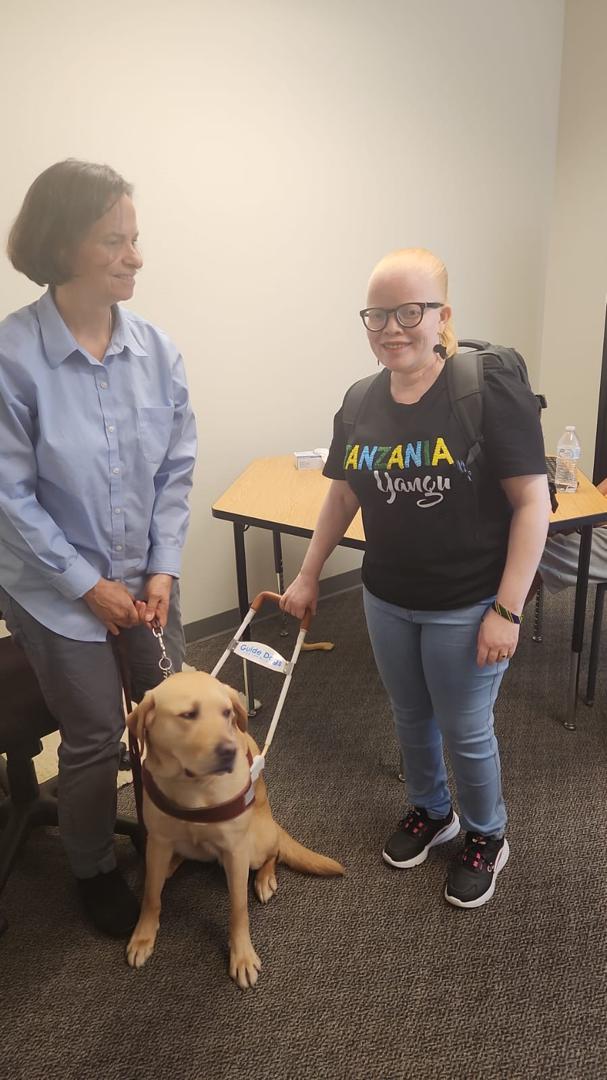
[555,426,581,493]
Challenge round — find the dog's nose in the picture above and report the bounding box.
[215,743,237,772]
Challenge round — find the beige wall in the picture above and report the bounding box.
[0,0,564,626]
[539,0,607,471]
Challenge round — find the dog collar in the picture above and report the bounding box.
[141,749,255,824]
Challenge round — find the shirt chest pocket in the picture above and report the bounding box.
[136,406,174,464]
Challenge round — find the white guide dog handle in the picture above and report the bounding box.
[251,590,313,632]
[250,754,265,782]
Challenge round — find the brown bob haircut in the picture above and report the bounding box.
[7,159,133,287]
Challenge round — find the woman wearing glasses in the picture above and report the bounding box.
[0,160,196,936]
[281,247,549,908]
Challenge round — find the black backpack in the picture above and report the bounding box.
[341,338,547,475]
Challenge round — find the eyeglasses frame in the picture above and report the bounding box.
[359,301,444,332]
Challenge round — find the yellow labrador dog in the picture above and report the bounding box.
[125,670,343,988]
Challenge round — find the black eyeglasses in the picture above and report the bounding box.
[359,301,444,332]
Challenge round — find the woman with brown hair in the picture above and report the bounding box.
[0,160,196,935]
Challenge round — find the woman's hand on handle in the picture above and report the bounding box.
[280,479,359,621]
[280,573,319,619]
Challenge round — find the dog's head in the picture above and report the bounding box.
[126,671,248,780]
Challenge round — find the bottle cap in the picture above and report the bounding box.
[565,425,575,431]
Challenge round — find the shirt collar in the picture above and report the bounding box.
[109,304,148,358]
[37,289,79,368]
[37,289,148,368]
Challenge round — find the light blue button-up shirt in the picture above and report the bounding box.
[0,289,197,641]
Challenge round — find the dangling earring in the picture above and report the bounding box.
[434,328,447,360]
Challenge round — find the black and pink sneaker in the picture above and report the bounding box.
[382,806,460,869]
[445,832,510,908]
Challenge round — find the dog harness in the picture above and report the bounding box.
[141,749,256,824]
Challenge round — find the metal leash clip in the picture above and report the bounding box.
[151,619,174,679]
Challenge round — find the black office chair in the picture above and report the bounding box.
[0,631,140,936]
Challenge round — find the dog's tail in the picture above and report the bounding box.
[277,827,344,877]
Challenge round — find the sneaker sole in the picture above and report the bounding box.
[444,838,510,909]
[382,814,461,869]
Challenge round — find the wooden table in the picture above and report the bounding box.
[213,455,607,728]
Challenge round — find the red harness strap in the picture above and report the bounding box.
[141,749,256,824]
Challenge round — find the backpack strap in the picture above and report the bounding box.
[343,358,486,469]
[446,348,485,468]
[342,341,543,477]
[342,372,381,438]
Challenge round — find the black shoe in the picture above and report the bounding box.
[382,806,460,868]
[76,867,140,937]
[445,832,510,909]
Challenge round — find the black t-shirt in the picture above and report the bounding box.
[323,357,547,610]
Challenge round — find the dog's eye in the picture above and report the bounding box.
[179,709,198,720]
[222,707,232,719]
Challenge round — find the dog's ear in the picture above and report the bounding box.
[223,684,249,732]
[126,690,156,749]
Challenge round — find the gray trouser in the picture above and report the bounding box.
[0,585,185,877]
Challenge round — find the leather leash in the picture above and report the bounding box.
[112,631,146,843]
[113,618,173,843]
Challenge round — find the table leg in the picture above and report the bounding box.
[272,530,289,637]
[563,525,593,730]
[585,584,606,705]
[532,583,544,643]
[233,523,257,717]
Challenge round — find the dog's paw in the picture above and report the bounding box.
[254,870,278,904]
[229,943,262,989]
[126,930,157,969]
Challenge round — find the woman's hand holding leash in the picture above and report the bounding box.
[140,573,174,628]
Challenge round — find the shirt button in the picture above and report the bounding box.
[107,425,115,433]
[115,544,123,552]
[112,467,120,475]
[114,508,122,515]
[99,381,108,390]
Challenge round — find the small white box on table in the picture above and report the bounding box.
[293,448,328,470]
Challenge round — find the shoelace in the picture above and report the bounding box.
[399,808,428,837]
[461,834,498,873]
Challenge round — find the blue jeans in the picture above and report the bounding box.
[363,587,508,837]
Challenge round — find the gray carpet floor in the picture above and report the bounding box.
[1,587,606,1080]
